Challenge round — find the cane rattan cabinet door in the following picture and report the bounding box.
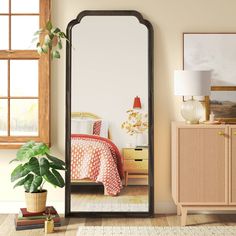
[230,127,236,204]
[178,127,227,204]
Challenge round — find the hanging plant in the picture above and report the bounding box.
[33,20,68,59]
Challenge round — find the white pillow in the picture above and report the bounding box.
[99,120,109,138]
[71,119,93,135]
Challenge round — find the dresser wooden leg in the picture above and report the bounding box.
[180,207,187,226]
[177,204,181,216]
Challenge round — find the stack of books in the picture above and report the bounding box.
[14,206,61,231]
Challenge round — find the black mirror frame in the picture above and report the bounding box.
[65,10,154,218]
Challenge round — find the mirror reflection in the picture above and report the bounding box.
[70,14,150,212]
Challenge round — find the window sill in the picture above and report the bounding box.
[0,142,50,149]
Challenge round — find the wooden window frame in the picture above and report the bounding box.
[0,0,50,149]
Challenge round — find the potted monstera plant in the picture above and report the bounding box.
[10,141,65,213]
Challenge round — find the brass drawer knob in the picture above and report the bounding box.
[233,131,236,136]
[218,131,225,136]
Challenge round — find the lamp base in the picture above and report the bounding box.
[186,120,200,125]
[181,99,204,124]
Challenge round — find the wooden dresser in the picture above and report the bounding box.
[172,122,236,226]
[122,147,148,186]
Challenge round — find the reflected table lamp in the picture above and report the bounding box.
[174,70,211,124]
[133,96,142,109]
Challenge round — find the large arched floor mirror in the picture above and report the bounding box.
[65,10,154,217]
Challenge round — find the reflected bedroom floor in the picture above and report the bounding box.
[71,186,148,212]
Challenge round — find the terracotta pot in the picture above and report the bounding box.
[25,190,47,213]
[52,36,58,47]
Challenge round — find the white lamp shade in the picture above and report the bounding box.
[174,70,211,96]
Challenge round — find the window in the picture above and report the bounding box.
[0,0,50,148]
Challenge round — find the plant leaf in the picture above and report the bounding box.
[39,157,50,176]
[48,41,53,50]
[53,27,61,34]
[41,44,49,53]
[37,46,43,54]
[29,176,43,193]
[49,33,54,40]
[51,169,64,187]
[24,174,34,192]
[9,158,19,164]
[16,141,49,162]
[44,35,51,45]
[49,162,65,170]
[43,169,61,187]
[16,142,36,161]
[34,29,43,36]
[32,143,49,156]
[51,50,60,59]
[59,32,67,38]
[22,141,36,149]
[13,174,31,189]
[31,37,38,43]
[46,21,53,31]
[27,157,40,175]
[46,154,65,166]
[11,164,30,182]
[58,39,62,50]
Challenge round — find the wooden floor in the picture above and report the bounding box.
[1,214,236,235]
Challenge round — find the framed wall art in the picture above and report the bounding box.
[209,87,236,122]
[183,33,236,122]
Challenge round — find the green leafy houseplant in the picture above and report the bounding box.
[10,141,65,193]
[33,20,68,59]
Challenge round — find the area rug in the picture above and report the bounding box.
[77,226,236,235]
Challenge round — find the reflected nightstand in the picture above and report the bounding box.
[122,147,148,186]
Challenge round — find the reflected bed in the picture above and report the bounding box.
[71,112,124,196]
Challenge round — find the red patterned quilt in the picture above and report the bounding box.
[71,134,124,196]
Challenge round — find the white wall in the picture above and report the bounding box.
[1,0,236,214]
[71,16,148,149]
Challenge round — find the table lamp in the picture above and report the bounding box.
[174,70,211,124]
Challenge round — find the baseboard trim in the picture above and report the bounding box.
[154,201,236,214]
[155,201,177,214]
[0,201,64,214]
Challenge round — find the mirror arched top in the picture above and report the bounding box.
[67,10,153,30]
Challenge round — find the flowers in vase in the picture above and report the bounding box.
[121,109,148,135]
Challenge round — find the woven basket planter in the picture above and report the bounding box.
[25,190,47,213]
